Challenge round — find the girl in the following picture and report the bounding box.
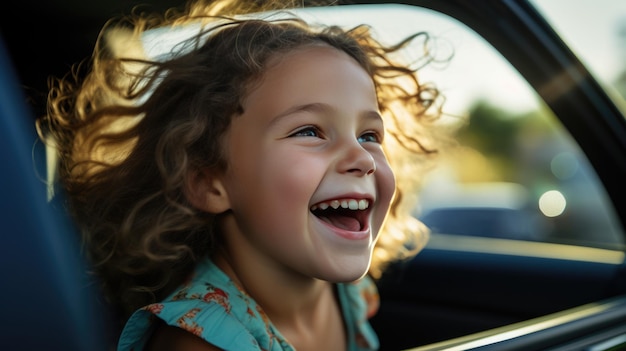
[38,0,448,349]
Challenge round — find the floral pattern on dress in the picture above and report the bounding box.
[118,257,379,351]
[177,307,204,336]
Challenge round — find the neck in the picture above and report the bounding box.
[213,244,332,323]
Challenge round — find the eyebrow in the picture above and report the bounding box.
[270,102,383,126]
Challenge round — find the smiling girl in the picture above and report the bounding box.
[38,0,447,350]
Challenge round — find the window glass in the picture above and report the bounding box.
[298,4,625,250]
[529,0,626,112]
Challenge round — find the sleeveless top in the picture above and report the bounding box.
[117,258,380,351]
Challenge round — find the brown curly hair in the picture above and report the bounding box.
[37,0,449,324]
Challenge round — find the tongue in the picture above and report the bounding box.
[320,215,361,231]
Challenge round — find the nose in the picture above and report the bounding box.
[337,140,376,176]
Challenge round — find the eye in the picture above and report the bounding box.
[289,126,321,138]
[358,131,381,144]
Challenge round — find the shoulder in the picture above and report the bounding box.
[146,321,222,351]
[119,259,282,351]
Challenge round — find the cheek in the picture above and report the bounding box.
[373,155,396,228]
[380,160,396,201]
[264,151,327,205]
[249,149,325,217]
[234,151,325,244]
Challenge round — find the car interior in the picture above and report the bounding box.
[0,37,117,350]
[1,0,625,350]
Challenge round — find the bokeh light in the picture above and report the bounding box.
[551,152,579,180]
[538,190,567,217]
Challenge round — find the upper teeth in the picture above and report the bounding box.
[311,199,370,211]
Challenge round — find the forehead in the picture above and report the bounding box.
[267,42,359,70]
[242,44,375,108]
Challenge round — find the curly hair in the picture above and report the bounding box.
[37,0,449,323]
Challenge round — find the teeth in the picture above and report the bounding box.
[311,198,370,211]
[358,199,368,210]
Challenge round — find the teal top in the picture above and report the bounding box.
[118,258,380,351]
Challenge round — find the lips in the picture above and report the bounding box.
[310,198,371,232]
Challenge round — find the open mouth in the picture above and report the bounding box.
[310,198,370,232]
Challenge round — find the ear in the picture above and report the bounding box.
[185,168,231,214]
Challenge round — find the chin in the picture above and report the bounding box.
[319,256,372,283]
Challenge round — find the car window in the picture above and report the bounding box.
[529,0,626,113]
[297,4,625,251]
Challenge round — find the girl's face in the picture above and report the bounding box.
[219,45,395,282]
